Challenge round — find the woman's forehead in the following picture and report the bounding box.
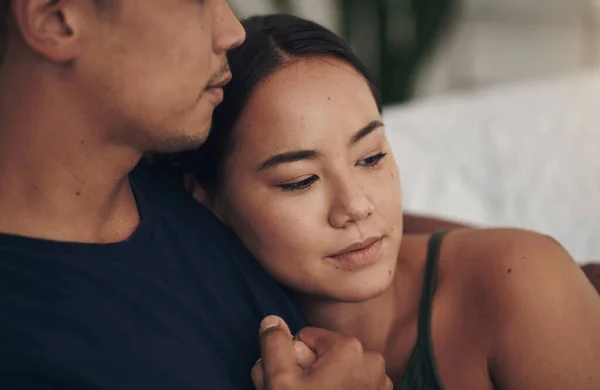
[234,58,380,147]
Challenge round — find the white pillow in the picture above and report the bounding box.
[383,70,600,262]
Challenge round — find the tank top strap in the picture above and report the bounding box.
[416,230,445,343]
[411,230,447,389]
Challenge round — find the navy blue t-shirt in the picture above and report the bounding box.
[0,169,307,389]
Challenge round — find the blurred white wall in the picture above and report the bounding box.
[229,0,340,32]
[288,0,340,33]
[228,0,276,18]
[230,0,600,98]
[416,0,600,96]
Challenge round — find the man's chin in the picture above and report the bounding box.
[150,128,210,154]
[160,137,207,153]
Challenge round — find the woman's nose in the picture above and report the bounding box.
[328,180,375,228]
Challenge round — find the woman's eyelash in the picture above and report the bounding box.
[357,152,388,167]
[277,175,318,192]
[275,153,387,192]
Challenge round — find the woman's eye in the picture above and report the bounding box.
[276,175,318,192]
[357,152,388,167]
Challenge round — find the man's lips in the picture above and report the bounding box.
[206,72,232,90]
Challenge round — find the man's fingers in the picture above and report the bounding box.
[382,376,394,390]
[293,340,317,370]
[259,316,299,381]
[295,326,346,357]
[277,317,293,338]
[251,361,265,390]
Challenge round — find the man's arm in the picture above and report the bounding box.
[486,232,600,390]
[403,213,470,234]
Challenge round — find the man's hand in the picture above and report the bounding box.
[252,316,392,390]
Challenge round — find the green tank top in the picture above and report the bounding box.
[396,231,446,390]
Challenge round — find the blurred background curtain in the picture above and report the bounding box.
[229,0,599,105]
[229,0,456,104]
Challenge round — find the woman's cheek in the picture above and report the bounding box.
[372,165,403,219]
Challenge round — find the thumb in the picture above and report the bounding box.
[259,316,300,383]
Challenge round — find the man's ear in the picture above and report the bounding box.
[183,173,228,223]
[11,0,91,62]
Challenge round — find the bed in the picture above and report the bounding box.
[383,70,600,263]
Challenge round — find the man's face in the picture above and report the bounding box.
[76,0,244,152]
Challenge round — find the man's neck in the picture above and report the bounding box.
[0,63,142,244]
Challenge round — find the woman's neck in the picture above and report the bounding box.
[296,258,423,359]
[299,287,398,353]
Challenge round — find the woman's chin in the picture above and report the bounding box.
[317,267,396,303]
[332,281,393,302]
[283,251,399,304]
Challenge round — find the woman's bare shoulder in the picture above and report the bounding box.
[443,227,576,273]
[404,227,588,308]
[441,229,600,389]
[401,228,567,282]
[442,228,584,305]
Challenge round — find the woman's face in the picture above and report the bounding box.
[213,57,403,302]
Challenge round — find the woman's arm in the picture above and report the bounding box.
[484,232,600,389]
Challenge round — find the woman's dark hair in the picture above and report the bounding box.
[150,13,381,193]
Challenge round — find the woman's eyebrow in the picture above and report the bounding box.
[257,150,321,172]
[349,120,384,146]
[256,120,383,172]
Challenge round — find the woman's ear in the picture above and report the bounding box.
[183,173,227,223]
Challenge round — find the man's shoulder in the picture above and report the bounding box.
[0,170,307,390]
[130,167,221,226]
[130,167,258,267]
[130,166,198,208]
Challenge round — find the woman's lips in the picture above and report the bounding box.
[327,237,384,269]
